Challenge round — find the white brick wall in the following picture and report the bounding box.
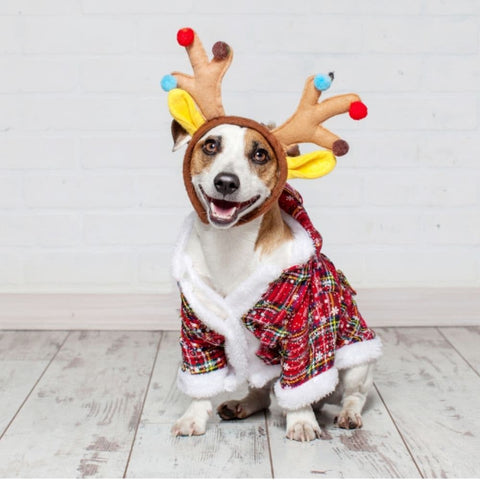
[0,1,479,293]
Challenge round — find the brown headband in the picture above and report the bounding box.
[183,116,288,226]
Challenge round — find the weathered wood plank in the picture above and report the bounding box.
[125,331,272,478]
[0,331,160,478]
[0,330,67,437]
[267,390,420,478]
[439,326,480,374]
[128,423,271,478]
[374,327,480,478]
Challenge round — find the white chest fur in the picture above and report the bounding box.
[186,215,293,297]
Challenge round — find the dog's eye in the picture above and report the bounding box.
[202,139,219,156]
[251,148,270,165]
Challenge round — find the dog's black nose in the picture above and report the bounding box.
[214,172,240,196]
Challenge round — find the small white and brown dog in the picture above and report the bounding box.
[163,28,382,442]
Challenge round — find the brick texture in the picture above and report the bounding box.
[0,1,479,292]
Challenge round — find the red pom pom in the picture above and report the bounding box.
[349,101,368,120]
[177,27,194,47]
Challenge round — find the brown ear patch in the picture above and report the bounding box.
[244,129,279,192]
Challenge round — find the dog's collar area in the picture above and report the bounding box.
[183,116,288,227]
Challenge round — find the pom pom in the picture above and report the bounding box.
[349,101,368,120]
[332,139,349,156]
[177,27,194,47]
[313,73,333,91]
[161,74,177,92]
[212,41,230,60]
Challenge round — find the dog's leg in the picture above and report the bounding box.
[336,363,374,429]
[172,399,212,437]
[286,405,322,442]
[217,383,271,420]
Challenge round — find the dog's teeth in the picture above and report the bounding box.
[210,201,237,220]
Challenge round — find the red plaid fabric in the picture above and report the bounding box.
[180,293,227,374]
[179,184,376,390]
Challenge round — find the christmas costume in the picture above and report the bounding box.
[173,184,381,410]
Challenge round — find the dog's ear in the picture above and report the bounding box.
[171,120,191,152]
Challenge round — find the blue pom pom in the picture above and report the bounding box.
[313,73,333,91]
[161,74,177,92]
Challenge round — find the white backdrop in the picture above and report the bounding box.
[0,0,479,293]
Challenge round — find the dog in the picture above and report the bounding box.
[162,28,382,442]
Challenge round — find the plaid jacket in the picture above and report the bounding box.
[178,184,381,406]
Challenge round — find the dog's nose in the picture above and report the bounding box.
[214,172,240,196]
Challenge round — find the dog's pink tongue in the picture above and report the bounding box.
[210,201,237,220]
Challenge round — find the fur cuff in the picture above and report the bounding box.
[335,337,383,370]
[249,364,281,389]
[274,367,339,410]
[176,367,228,398]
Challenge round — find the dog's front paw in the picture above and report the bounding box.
[172,399,212,437]
[285,406,322,442]
[286,420,322,442]
[171,416,207,437]
[335,410,363,430]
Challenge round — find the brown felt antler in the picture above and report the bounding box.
[171,28,233,120]
[272,75,367,156]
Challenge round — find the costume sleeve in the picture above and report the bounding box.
[179,294,227,375]
[274,259,340,409]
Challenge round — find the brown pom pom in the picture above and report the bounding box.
[286,144,301,157]
[332,139,349,156]
[212,41,230,60]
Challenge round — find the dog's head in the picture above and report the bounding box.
[174,117,288,228]
[163,28,367,228]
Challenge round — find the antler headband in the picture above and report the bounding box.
[161,28,367,221]
[162,27,367,177]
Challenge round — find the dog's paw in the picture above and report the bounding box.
[335,410,363,430]
[217,400,249,420]
[286,407,322,442]
[286,420,322,442]
[172,399,212,437]
[171,416,207,437]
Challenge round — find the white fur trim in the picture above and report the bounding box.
[176,367,229,398]
[335,337,383,370]
[181,279,250,388]
[274,367,339,410]
[249,364,281,389]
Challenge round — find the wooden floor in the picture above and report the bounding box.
[0,327,479,478]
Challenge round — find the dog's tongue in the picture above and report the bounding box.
[210,200,237,220]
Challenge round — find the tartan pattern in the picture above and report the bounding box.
[179,184,376,390]
[179,293,227,375]
[242,252,375,390]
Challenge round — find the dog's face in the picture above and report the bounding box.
[189,124,280,229]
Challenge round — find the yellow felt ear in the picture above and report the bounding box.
[287,150,337,180]
[167,89,206,136]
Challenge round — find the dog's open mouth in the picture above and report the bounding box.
[199,187,260,226]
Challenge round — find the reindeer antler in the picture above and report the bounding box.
[163,27,233,120]
[272,74,367,156]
